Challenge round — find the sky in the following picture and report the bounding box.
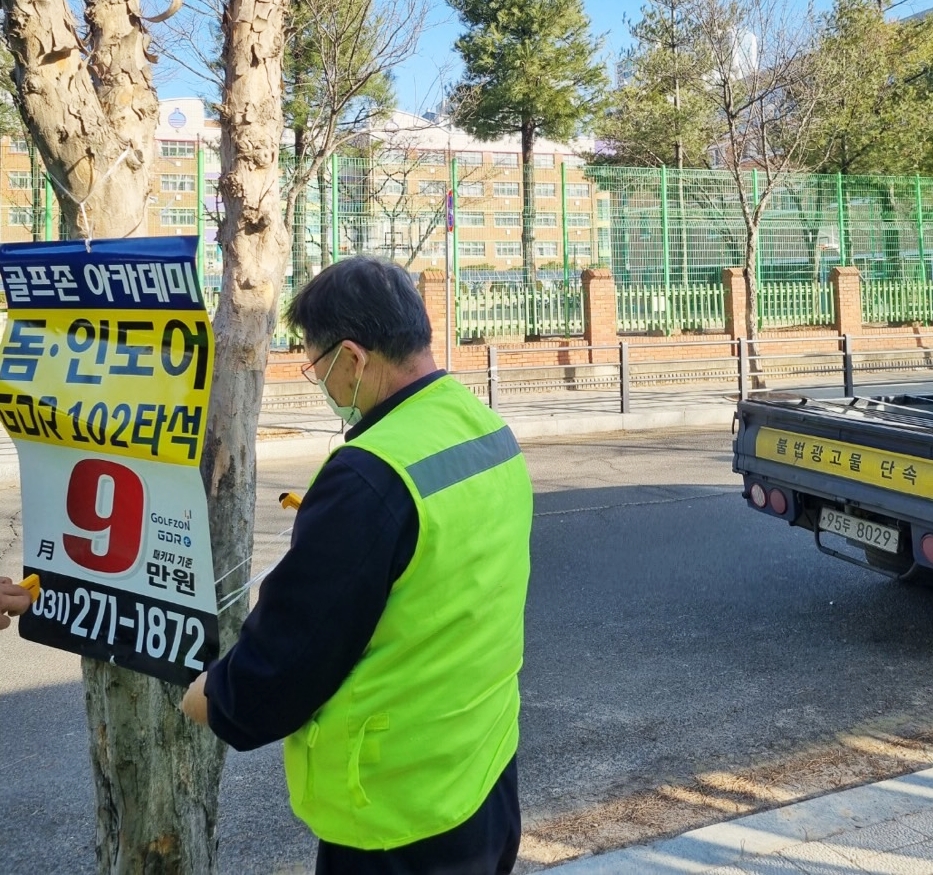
[156,0,933,115]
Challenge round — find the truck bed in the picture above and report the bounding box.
[733,392,933,576]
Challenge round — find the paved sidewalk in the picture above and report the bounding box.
[549,768,933,874]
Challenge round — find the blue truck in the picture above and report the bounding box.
[732,393,933,581]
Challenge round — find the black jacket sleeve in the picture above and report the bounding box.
[203,448,418,751]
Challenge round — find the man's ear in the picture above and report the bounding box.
[343,340,369,374]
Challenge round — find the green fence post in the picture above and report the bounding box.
[44,173,53,241]
[330,153,339,264]
[451,157,459,329]
[916,174,927,283]
[836,172,848,266]
[660,165,671,334]
[561,161,571,337]
[196,138,205,293]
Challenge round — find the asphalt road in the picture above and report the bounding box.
[4,426,933,873]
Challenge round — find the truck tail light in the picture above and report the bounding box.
[769,489,788,515]
[750,482,767,508]
[921,534,933,565]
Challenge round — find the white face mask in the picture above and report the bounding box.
[319,347,364,426]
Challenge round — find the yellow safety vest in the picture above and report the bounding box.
[283,375,533,849]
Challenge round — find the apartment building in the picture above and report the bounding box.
[352,110,611,275]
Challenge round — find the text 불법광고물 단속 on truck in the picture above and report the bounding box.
[732,392,933,582]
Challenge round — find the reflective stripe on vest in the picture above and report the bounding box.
[406,425,520,498]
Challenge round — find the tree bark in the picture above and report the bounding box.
[204,0,290,804]
[2,0,156,240]
[743,233,766,390]
[520,117,537,317]
[3,0,288,871]
[1,1,230,872]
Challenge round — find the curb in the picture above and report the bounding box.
[504,407,735,441]
[546,767,933,873]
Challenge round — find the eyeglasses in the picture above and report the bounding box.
[300,341,342,386]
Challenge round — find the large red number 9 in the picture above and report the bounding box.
[63,459,145,574]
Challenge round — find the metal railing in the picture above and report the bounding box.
[480,333,933,412]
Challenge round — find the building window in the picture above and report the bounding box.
[459,181,484,197]
[533,153,555,168]
[494,212,521,227]
[379,149,407,164]
[535,183,556,198]
[419,180,446,196]
[536,212,558,228]
[567,212,591,228]
[456,151,483,165]
[161,174,196,192]
[597,198,610,221]
[161,207,196,226]
[598,227,611,257]
[419,150,447,165]
[569,242,592,258]
[495,241,522,257]
[415,211,439,232]
[8,171,31,190]
[566,183,590,198]
[493,152,519,167]
[458,211,485,227]
[563,154,585,168]
[9,206,34,225]
[9,139,28,154]
[494,182,519,198]
[458,241,486,257]
[377,178,407,196]
[160,140,195,158]
[421,240,446,256]
[535,242,558,257]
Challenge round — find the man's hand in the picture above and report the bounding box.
[0,578,32,631]
[181,671,210,725]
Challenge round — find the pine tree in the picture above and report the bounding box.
[449,0,608,286]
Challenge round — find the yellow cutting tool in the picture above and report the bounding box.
[19,573,40,603]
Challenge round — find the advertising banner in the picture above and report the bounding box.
[0,236,217,685]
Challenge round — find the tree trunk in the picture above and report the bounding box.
[520,118,537,293]
[743,232,766,390]
[3,0,287,871]
[1,2,233,872]
[203,13,290,864]
[2,0,155,241]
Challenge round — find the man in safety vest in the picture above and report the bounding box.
[182,255,533,874]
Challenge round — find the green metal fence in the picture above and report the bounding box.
[457,277,584,340]
[10,136,933,339]
[757,281,836,327]
[617,282,724,333]
[282,159,933,338]
[862,279,933,324]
